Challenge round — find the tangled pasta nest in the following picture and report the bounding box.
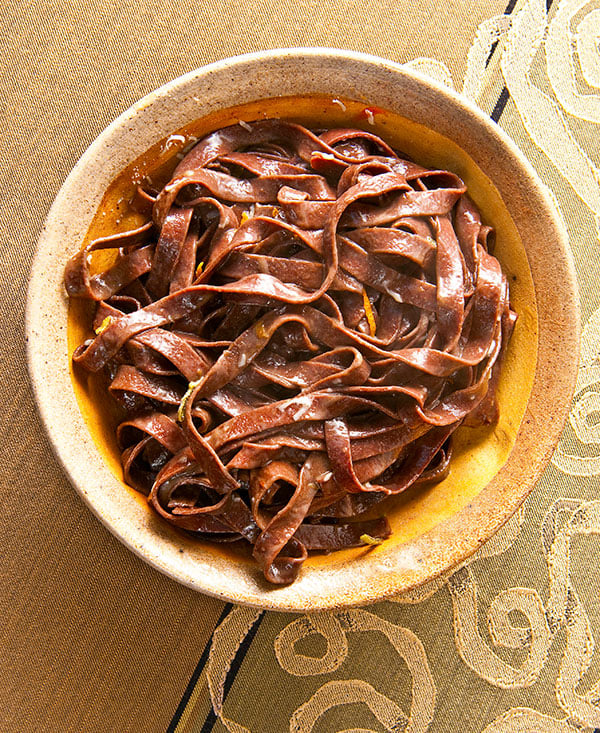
[66,119,515,584]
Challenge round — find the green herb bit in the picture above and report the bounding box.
[177,379,202,423]
[360,533,383,546]
[94,315,113,335]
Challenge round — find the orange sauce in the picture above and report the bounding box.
[67,95,538,567]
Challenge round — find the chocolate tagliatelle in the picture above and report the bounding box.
[65,119,516,585]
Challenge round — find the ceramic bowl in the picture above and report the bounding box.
[26,48,579,611]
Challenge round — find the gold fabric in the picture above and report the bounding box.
[3,0,599,731]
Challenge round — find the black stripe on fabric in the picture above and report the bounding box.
[166,603,234,733]
[199,611,266,733]
[491,87,510,122]
[490,0,555,123]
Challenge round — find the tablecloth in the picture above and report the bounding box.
[3,0,600,731]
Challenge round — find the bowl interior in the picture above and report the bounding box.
[28,50,577,611]
[68,93,537,566]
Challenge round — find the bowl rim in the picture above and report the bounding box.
[26,47,580,611]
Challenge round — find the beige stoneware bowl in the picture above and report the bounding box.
[26,48,579,611]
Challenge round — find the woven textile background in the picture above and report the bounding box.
[2,0,599,731]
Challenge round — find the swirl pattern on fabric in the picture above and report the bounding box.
[65,120,515,584]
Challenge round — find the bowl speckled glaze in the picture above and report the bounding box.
[26,48,579,611]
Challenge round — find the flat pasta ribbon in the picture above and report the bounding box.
[66,120,516,585]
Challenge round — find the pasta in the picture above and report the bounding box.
[65,118,516,585]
